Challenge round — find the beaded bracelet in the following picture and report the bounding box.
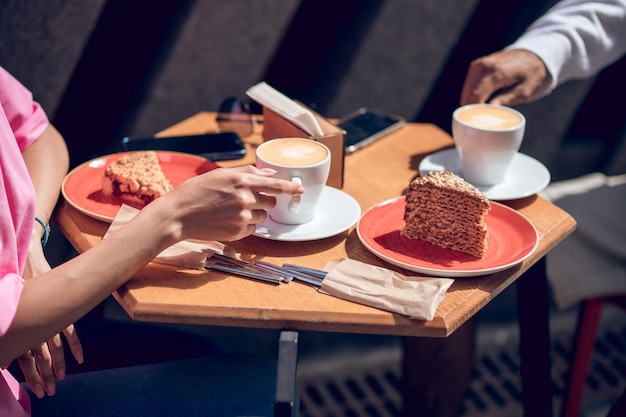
[34,216,50,247]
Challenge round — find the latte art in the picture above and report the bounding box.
[456,106,522,130]
[256,137,331,224]
[257,139,328,166]
[452,103,525,185]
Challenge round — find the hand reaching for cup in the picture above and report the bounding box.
[460,49,549,106]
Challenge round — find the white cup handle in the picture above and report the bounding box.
[288,177,302,213]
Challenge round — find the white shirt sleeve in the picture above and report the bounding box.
[505,0,626,99]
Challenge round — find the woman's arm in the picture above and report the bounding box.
[19,123,82,397]
[0,164,304,365]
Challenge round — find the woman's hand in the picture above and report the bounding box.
[154,165,305,243]
[16,325,82,398]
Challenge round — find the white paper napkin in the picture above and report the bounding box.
[319,259,454,320]
[246,82,324,137]
[103,204,229,270]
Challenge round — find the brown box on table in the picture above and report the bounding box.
[262,105,345,189]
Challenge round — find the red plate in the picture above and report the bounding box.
[356,196,538,277]
[62,151,218,222]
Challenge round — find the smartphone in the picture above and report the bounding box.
[121,132,247,161]
[338,108,405,154]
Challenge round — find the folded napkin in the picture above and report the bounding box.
[319,259,454,320]
[246,81,324,137]
[103,204,229,270]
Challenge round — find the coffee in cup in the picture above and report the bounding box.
[452,104,525,185]
[256,138,331,224]
[256,137,328,167]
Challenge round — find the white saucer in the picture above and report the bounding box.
[419,148,551,200]
[254,186,361,241]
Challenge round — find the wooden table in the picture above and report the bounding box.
[55,112,576,416]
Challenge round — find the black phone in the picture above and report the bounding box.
[121,132,247,161]
[338,108,405,154]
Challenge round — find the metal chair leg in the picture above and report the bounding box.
[274,330,299,417]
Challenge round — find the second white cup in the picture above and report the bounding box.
[452,103,525,185]
[256,137,330,225]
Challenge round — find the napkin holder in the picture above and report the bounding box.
[262,105,346,189]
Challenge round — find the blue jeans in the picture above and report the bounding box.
[26,354,277,417]
[20,318,279,416]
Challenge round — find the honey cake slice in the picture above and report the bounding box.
[102,151,173,208]
[402,171,491,258]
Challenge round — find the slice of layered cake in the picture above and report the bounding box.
[402,171,491,258]
[102,151,173,208]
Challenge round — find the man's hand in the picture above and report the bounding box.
[460,49,548,106]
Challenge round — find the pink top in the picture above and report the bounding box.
[0,66,50,417]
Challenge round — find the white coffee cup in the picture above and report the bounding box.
[452,103,525,185]
[256,137,331,224]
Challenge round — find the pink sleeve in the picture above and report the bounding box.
[0,65,44,335]
[0,66,48,151]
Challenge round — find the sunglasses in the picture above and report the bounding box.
[216,97,256,138]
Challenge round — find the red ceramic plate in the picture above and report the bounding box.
[356,196,538,277]
[62,151,218,222]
